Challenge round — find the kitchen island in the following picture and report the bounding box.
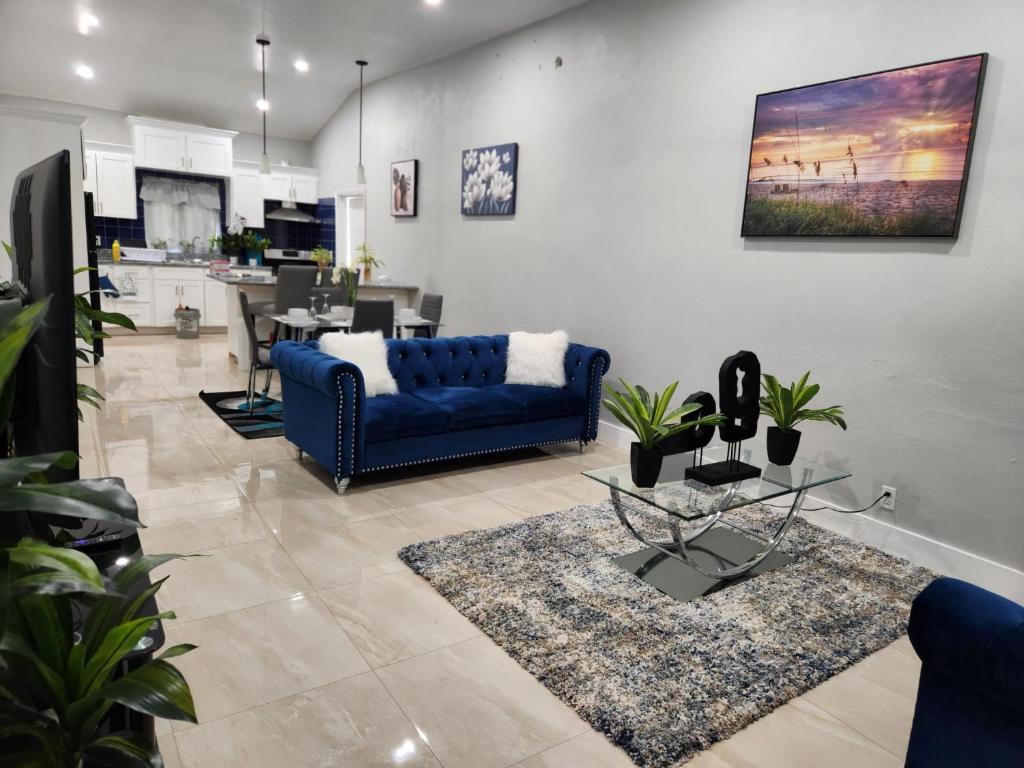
[207,271,420,369]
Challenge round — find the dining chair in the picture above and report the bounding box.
[251,265,318,317]
[239,291,276,412]
[414,293,443,338]
[351,299,394,338]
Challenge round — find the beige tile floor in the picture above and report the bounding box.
[79,334,921,768]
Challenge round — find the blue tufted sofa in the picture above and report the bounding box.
[270,335,610,491]
[905,577,1024,766]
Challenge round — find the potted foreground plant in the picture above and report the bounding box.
[0,296,197,765]
[603,380,725,487]
[759,372,847,465]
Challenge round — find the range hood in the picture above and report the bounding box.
[265,200,319,224]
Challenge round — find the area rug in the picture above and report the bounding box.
[198,390,284,439]
[398,498,934,767]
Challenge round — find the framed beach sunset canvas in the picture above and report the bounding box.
[742,53,987,238]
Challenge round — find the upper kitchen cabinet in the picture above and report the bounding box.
[262,166,319,204]
[127,116,237,177]
[231,167,265,228]
[83,142,137,219]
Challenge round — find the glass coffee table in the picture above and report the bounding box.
[583,444,850,601]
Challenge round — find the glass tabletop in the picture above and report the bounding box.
[270,314,442,329]
[583,444,851,520]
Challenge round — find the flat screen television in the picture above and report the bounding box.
[741,53,987,238]
[9,149,79,477]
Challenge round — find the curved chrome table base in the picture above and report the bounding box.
[610,485,808,581]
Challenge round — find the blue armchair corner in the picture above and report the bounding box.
[906,577,1024,767]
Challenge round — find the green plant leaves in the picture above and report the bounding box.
[759,372,847,432]
[0,298,51,396]
[96,659,197,723]
[84,731,163,768]
[0,478,140,527]
[604,380,725,450]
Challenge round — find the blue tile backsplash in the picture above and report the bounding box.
[92,176,336,255]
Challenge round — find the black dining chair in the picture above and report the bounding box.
[251,265,318,317]
[351,299,394,338]
[414,293,443,338]
[239,291,276,412]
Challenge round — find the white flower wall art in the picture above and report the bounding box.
[461,143,518,216]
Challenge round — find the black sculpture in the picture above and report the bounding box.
[684,350,762,486]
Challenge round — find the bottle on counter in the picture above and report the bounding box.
[111,239,121,262]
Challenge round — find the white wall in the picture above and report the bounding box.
[312,0,1024,572]
[0,93,313,166]
[0,105,88,285]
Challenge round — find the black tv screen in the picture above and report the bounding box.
[10,149,79,476]
[742,53,987,237]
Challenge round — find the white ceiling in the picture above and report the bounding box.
[0,0,587,141]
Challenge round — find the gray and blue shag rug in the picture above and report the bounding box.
[398,497,934,767]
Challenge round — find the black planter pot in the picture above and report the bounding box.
[767,427,801,466]
[630,443,663,487]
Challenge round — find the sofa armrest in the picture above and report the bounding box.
[564,343,611,442]
[908,577,1024,713]
[270,340,366,479]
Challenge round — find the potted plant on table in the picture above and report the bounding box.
[759,372,847,465]
[353,243,382,283]
[311,245,333,286]
[242,232,271,266]
[603,380,725,487]
[331,265,360,318]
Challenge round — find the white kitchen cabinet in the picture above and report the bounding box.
[132,124,187,172]
[179,280,204,314]
[186,133,233,176]
[152,279,180,327]
[262,170,319,204]
[231,169,265,228]
[291,174,319,204]
[262,172,292,201]
[84,148,137,219]
[83,151,98,196]
[99,264,154,327]
[95,153,137,219]
[203,279,228,325]
[128,117,237,177]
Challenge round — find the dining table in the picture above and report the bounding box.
[269,313,443,341]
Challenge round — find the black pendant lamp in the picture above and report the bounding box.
[257,34,271,174]
[355,59,368,184]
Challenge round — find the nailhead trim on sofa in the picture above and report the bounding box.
[360,436,583,474]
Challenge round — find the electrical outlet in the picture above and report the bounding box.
[880,486,897,511]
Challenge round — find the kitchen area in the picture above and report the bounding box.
[91,115,420,364]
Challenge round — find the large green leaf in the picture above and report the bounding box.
[7,539,104,593]
[0,453,78,486]
[0,299,51,394]
[80,614,172,698]
[83,731,162,768]
[0,479,140,527]
[94,660,197,723]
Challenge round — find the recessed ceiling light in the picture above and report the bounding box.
[424,0,442,6]
[294,59,309,73]
[78,11,99,35]
[75,64,94,79]
[256,98,269,111]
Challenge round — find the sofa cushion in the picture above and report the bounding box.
[411,387,525,431]
[487,384,586,422]
[364,393,450,443]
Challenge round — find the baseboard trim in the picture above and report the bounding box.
[596,419,1024,603]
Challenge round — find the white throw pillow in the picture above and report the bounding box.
[505,330,569,388]
[320,331,398,397]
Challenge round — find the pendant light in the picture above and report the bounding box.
[257,34,271,175]
[355,60,368,184]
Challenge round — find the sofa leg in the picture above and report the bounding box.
[335,478,350,495]
[294,446,303,461]
[578,439,587,454]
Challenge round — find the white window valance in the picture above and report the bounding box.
[140,176,222,247]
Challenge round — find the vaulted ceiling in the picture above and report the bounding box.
[0,0,587,140]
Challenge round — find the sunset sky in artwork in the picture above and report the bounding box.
[747,55,984,184]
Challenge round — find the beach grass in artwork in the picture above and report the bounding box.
[742,54,985,237]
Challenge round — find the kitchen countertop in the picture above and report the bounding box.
[207,274,419,289]
[98,255,214,269]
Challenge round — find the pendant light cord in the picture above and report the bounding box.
[358,62,365,167]
[261,44,267,156]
